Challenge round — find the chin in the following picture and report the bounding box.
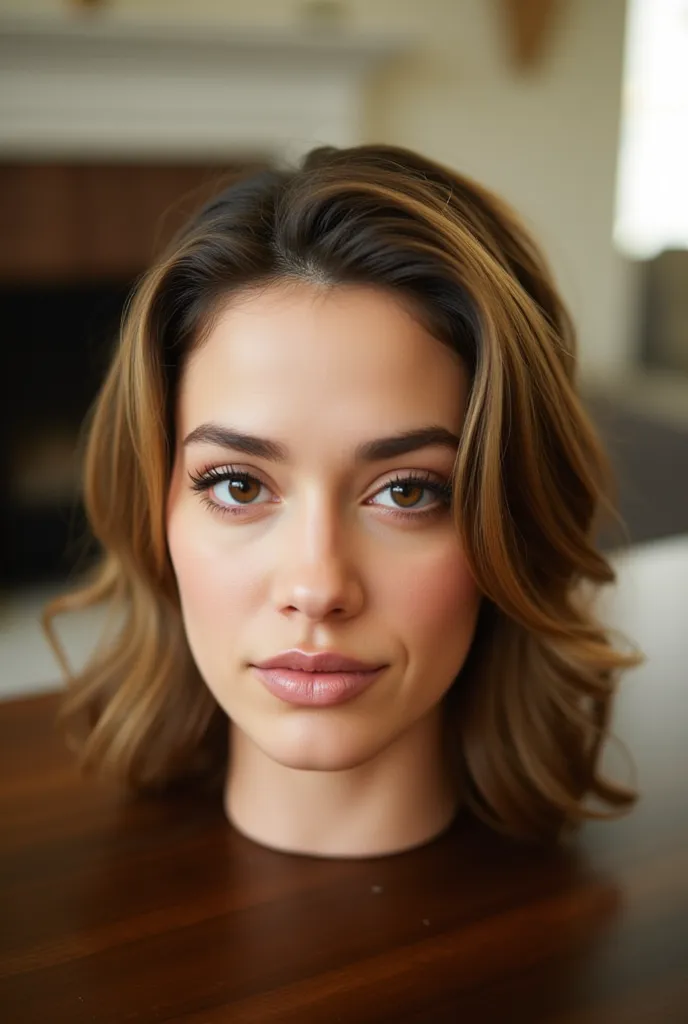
[262,719,383,773]
[270,750,367,772]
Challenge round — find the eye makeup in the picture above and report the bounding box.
[187,465,454,523]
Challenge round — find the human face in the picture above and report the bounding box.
[167,281,481,772]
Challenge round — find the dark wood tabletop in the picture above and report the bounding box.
[1,535,687,1023]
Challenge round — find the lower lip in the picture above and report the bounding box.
[251,667,385,707]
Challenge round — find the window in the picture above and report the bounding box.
[615,0,688,258]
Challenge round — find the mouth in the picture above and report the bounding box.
[253,649,385,674]
[251,666,385,707]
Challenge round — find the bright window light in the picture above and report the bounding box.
[615,0,688,259]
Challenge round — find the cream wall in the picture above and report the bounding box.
[0,0,634,380]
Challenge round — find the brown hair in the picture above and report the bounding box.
[44,143,644,844]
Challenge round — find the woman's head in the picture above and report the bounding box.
[167,279,480,776]
[46,143,642,843]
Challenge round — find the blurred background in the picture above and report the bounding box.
[0,0,686,699]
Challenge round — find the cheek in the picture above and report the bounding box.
[380,542,480,656]
[166,505,262,643]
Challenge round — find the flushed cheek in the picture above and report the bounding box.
[167,511,263,660]
[382,546,480,663]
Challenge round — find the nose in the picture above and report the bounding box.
[270,495,365,624]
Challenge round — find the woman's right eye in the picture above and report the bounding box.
[188,467,271,514]
[210,472,266,507]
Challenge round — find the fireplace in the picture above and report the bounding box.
[0,13,406,590]
[1,277,131,584]
[0,160,256,586]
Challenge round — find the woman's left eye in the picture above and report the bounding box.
[188,467,453,518]
[369,475,453,513]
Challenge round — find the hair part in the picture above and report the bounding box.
[44,143,644,844]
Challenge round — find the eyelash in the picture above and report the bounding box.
[188,465,454,523]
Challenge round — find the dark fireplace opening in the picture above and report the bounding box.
[1,280,134,587]
[0,160,259,590]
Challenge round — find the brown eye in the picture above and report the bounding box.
[369,474,453,517]
[212,474,263,506]
[390,482,425,508]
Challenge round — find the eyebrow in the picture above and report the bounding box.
[182,423,461,462]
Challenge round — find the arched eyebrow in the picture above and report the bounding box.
[182,423,460,462]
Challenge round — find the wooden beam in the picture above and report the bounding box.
[500,0,562,70]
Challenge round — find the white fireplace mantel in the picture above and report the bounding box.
[0,14,409,162]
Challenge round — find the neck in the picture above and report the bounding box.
[223,707,460,858]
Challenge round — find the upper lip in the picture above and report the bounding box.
[252,650,385,673]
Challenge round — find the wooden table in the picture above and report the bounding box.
[1,535,687,1022]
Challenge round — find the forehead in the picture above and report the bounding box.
[177,282,469,454]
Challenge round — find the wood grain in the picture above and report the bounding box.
[0,162,257,283]
[1,536,687,1022]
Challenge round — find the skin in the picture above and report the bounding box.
[167,280,482,857]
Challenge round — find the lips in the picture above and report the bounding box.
[252,649,385,673]
[250,649,387,707]
[252,666,385,707]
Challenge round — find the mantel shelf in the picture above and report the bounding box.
[0,14,411,161]
[0,14,409,72]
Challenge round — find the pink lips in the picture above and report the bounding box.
[254,650,383,673]
[251,649,387,707]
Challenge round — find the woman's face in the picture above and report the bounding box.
[167,281,482,771]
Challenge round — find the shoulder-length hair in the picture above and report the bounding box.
[44,143,643,844]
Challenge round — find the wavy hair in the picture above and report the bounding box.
[44,143,644,844]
